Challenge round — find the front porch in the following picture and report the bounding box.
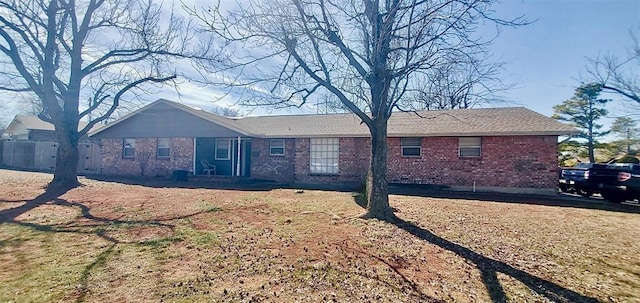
[194,137,252,177]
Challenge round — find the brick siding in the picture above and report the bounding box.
[386,136,558,188]
[251,135,558,189]
[101,135,558,189]
[251,138,370,185]
[250,138,296,182]
[100,137,193,176]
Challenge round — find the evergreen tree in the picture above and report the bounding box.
[610,117,639,154]
[553,83,610,163]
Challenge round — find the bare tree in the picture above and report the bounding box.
[210,104,241,117]
[190,0,524,220]
[0,99,13,126]
[136,149,154,177]
[588,29,640,105]
[0,0,215,190]
[414,57,511,110]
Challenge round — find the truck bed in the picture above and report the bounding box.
[588,163,640,203]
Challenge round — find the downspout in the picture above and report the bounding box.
[236,136,242,176]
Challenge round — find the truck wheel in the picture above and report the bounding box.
[601,191,624,203]
[559,184,570,193]
[577,188,594,197]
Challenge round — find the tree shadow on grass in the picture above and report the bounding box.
[86,173,640,215]
[338,244,446,303]
[391,218,598,302]
[0,187,70,223]
[389,184,640,215]
[73,243,117,302]
[0,191,218,302]
[84,174,363,192]
[352,195,599,302]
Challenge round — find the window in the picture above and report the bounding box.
[310,138,339,174]
[157,138,171,158]
[270,139,285,156]
[123,138,135,158]
[459,137,481,157]
[401,137,421,157]
[215,139,230,160]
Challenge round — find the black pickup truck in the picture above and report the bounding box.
[588,163,640,203]
[558,163,599,197]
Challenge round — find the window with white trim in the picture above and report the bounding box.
[310,138,339,174]
[270,139,285,156]
[215,139,230,160]
[157,138,170,158]
[123,138,135,158]
[459,137,481,157]
[401,137,422,157]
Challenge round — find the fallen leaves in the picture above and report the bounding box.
[0,170,639,302]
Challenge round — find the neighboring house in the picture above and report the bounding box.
[3,115,101,141]
[89,99,579,193]
[2,115,103,172]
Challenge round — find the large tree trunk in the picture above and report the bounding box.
[362,119,396,221]
[49,122,81,191]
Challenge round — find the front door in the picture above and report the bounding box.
[242,141,251,177]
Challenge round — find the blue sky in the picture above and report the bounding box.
[1,0,639,135]
[486,0,640,119]
[161,0,640,121]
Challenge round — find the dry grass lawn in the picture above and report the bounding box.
[0,169,639,302]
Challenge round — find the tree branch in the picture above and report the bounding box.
[81,75,177,135]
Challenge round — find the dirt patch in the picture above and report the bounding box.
[0,169,639,302]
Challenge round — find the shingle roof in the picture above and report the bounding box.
[10,115,57,131]
[233,107,579,138]
[89,99,579,138]
[88,99,252,137]
[5,115,100,133]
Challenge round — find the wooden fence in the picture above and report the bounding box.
[1,141,101,174]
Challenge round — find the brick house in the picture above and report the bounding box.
[89,99,578,193]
